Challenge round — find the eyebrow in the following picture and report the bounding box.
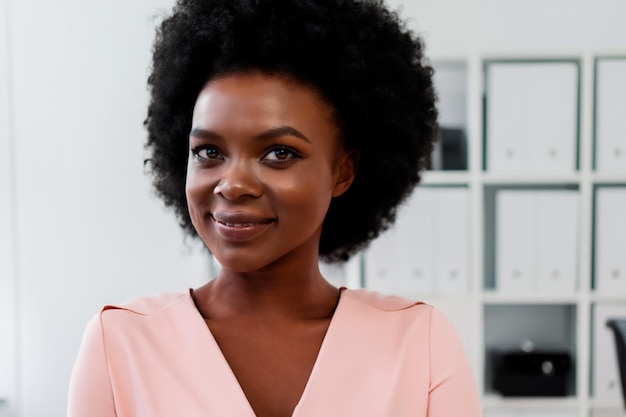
[189,125,311,144]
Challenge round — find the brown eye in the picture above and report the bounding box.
[262,146,300,162]
[191,146,223,161]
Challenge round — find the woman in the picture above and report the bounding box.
[68,0,482,416]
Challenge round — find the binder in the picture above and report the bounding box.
[436,188,470,294]
[486,62,578,173]
[365,187,469,296]
[595,187,626,293]
[496,190,579,294]
[496,191,534,293]
[596,59,626,172]
[535,191,579,294]
[365,188,436,295]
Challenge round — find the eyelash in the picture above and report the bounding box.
[262,146,301,164]
[189,145,301,165]
[191,145,223,162]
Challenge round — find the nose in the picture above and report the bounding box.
[213,159,263,200]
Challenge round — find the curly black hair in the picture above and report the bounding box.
[145,0,439,262]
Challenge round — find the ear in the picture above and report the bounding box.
[332,149,359,197]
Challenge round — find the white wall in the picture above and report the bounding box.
[386,0,626,56]
[1,1,209,416]
[0,0,18,415]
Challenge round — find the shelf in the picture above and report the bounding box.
[591,173,626,184]
[324,55,626,415]
[480,172,582,185]
[419,292,480,303]
[482,292,580,305]
[482,394,580,409]
[589,398,626,410]
[590,291,626,303]
[421,170,470,185]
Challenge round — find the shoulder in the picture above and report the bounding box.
[340,288,456,335]
[91,290,198,348]
[100,290,190,316]
[341,287,429,312]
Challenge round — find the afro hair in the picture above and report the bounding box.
[145,0,439,262]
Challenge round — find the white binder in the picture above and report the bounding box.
[435,188,470,294]
[596,59,626,172]
[486,62,578,173]
[365,187,469,297]
[496,190,579,294]
[365,188,436,296]
[595,187,626,293]
[535,191,579,294]
[496,191,535,294]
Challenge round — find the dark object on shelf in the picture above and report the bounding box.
[429,127,467,170]
[491,350,572,397]
[607,318,626,410]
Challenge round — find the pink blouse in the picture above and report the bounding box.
[68,288,482,416]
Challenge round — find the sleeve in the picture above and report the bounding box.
[427,308,482,417]
[67,313,117,417]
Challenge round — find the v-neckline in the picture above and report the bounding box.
[186,287,347,417]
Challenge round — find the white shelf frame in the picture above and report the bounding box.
[410,51,626,416]
[375,40,625,415]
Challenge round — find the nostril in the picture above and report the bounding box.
[214,178,262,200]
[212,161,264,200]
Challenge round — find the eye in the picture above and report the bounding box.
[261,146,300,163]
[191,145,223,162]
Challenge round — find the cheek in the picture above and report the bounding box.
[270,170,334,221]
[185,167,212,225]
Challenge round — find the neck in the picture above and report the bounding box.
[194,254,339,321]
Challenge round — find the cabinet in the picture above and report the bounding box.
[353,55,626,417]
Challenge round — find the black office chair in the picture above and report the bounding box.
[607,319,626,410]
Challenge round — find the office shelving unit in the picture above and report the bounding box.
[354,52,626,417]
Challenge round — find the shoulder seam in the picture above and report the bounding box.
[99,291,188,316]
[343,288,427,312]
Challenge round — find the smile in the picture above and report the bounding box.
[210,212,276,242]
[215,220,273,227]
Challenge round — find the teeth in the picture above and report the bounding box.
[219,221,261,227]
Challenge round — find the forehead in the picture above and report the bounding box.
[192,72,340,136]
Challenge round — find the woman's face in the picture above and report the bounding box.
[186,72,355,273]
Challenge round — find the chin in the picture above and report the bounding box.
[210,251,270,274]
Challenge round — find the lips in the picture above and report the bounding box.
[216,220,268,227]
[210,211,276,242]
[211,211,275,226]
